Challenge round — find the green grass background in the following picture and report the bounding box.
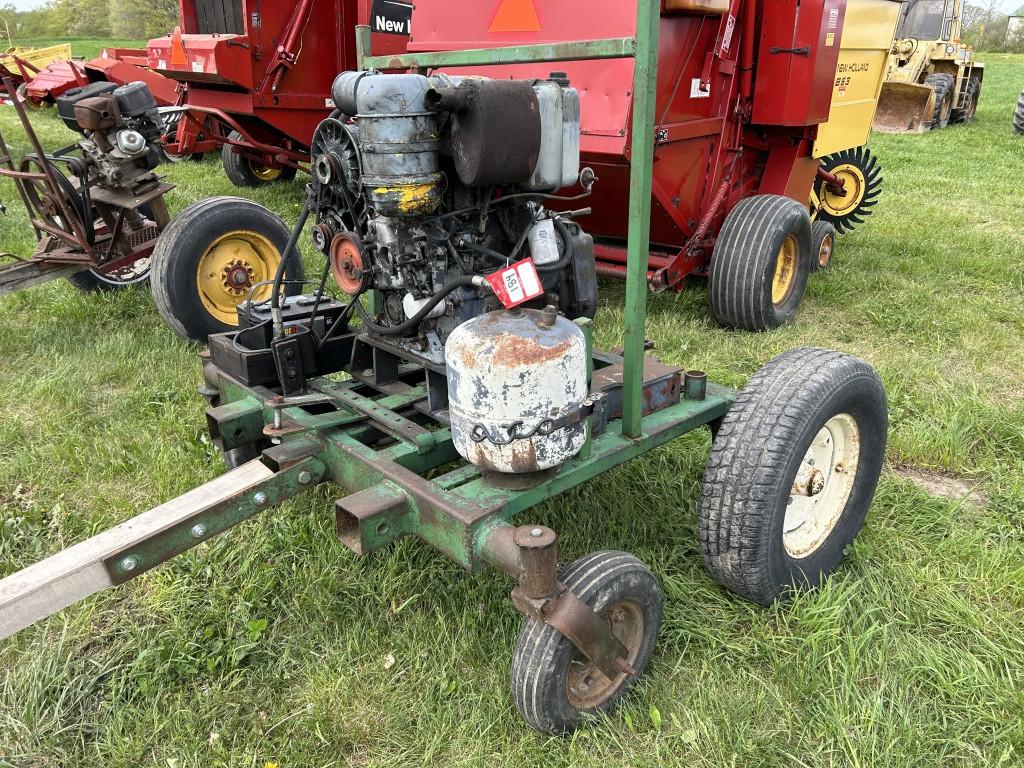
[7,39,148,60]
[0,50,1022,768]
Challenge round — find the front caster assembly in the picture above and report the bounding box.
[481,526,661,735]
[510,550,662,734]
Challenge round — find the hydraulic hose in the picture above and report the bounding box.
[354,275,489,336]
[271,200,313,339]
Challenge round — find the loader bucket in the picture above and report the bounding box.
[872,82,936,134]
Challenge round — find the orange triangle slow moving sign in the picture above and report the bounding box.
[489,0,541,33]
[170,26,189,70]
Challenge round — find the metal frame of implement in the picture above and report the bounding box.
[0,74,172,296]
[0,5,738,679]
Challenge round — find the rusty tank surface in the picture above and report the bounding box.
[445,306,589,474]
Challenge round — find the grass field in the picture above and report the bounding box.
[0,52,1023,768]
[8,39,147,60]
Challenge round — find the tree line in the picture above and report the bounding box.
[0,0,178,42]
[962,2,1024,52]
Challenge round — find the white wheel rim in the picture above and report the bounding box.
[783,413,860,559]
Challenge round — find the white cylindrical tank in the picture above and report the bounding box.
[445,307,588,474]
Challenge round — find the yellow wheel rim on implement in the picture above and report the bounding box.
[196,229,280,325]
[247,160,283,182]
[772,234,799,305]
[820,163,866,219]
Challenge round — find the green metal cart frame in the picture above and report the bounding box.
[0,0,740,721]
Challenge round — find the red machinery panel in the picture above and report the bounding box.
[752,0,846,126]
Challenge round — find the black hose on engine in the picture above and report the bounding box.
[270,200,313,339]
[353,275,488,337]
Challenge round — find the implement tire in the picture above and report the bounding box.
[1014,88,1024,135]
[925,73,955,130]
[810,220,836,272]
[67,201,169,292]
[151,197,304,342]
[708,195,812,331]
[222,131,297,187]
[698,348,888,605]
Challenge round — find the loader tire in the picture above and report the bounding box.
[925,74,955,131]
[708,195,812,331]
[698,348,888,605]
[1014,88,1024,135]
[951,76,980,124]
[222,131,297,187]
[151,197,304,342]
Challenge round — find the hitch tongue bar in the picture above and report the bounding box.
[0,457,322,641]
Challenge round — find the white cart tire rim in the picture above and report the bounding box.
[783,413,860,559]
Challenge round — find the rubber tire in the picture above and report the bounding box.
[698,348,888,605]
[222,131,297,187]
[150,196,305,342]
[510,551,663,735]
[925,73,955,131]
[16,83,48,110]
[810,220,836,273]
[67,204,164,292]
[950,76,980,124]
[708,195,813,331]
[1014,88,1024,136]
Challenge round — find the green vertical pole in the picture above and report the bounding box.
[621,1,660,439]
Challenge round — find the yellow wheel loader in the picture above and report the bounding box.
[873,0,983,133]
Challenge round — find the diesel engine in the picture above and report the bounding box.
[56,81,165,190]
[307,70,598,362]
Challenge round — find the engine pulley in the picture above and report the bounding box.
[329,232,368,296]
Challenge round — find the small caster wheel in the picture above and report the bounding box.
[510,551,662,734]
[699,347,888,605]
[810,220,836,272]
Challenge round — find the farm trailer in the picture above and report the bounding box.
[384,0,903,330]
[0,4,889,735]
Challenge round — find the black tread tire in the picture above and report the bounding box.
[222,131,297,187]
[810,220,836,273]
[950,76,980,124]
[510,551,662,735]
[698,347,888,605]
[150,196,304,341]
[708,195,812,331]
[16,82,48,110]
[925,73,955,131]
[1014,88,1024,136]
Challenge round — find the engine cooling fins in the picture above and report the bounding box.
[814,146,883,235]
